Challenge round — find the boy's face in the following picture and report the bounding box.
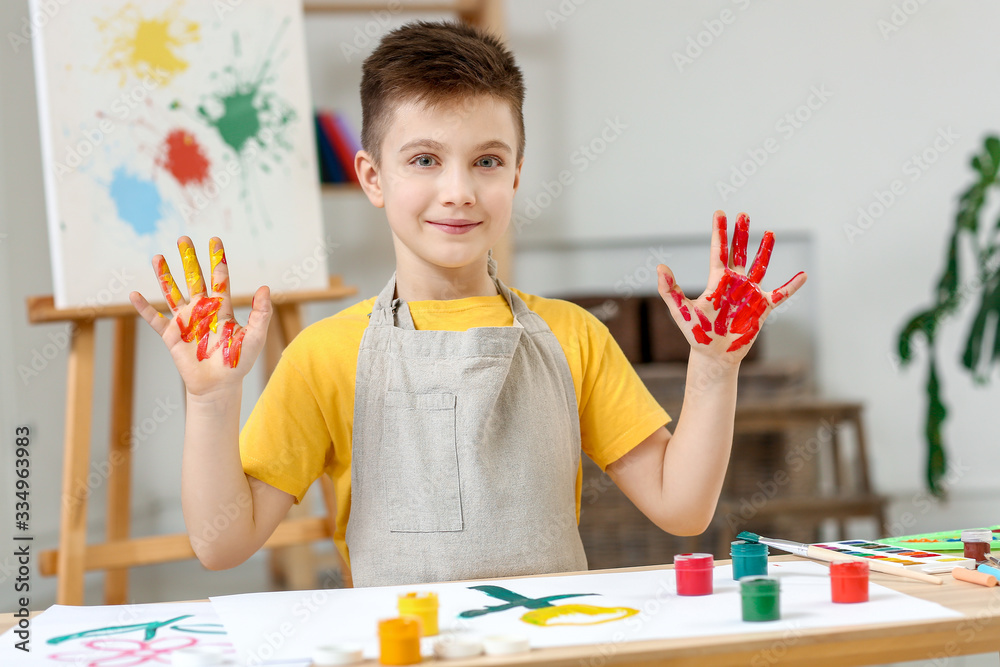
[358,95,522,276]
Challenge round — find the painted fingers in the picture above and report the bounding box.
[209,237,234,322]
[732,213,750,270]
[155,254,186,314]
[129,290,169,336]
[712,210,729,271]
[768,270,808,306]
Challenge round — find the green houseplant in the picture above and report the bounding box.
[897,135,1000,496]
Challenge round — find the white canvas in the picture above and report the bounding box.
[31,0,327,308]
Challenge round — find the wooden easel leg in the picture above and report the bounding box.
[105,317,136,604]
[57,321,96,605]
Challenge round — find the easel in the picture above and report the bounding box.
[28,276,358,605]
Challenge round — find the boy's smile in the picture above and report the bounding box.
[356,94,522,301]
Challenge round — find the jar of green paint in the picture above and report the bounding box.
[740,576,780,622]
[730,540,769,580]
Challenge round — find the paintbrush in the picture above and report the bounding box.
[737,531,943,585]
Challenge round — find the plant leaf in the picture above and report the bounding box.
[925,356,948,497]
[898,309,938,363]
[960,275,1000,379]
[984,135,1000,177]
[936,233,961,301]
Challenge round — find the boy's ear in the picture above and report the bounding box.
[355,150,384,208]
[512,157,524,194]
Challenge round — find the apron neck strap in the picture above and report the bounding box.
[370,251,527,329]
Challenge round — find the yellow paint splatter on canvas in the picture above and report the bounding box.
[94,1,199,87]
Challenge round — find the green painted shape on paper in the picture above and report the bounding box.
[458,585,596,618]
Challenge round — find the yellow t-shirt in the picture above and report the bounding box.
[239,288,671,567]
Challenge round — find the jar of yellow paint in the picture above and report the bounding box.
[397,592,439,636]
[377,617,421,665]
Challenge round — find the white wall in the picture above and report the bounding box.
[2,3,999,657]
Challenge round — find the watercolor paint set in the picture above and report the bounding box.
[812,540,975,573]
[875,526,1000,552]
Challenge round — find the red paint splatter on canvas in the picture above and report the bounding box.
[159,129,210,187]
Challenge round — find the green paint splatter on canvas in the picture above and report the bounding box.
[193,20,297,232]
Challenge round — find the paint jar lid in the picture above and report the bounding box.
[962,529,993,542]
[378,617,421,640]
[482,635,530,655]
[731,540,768,556]
[739,575,780,594]
[830,560,870,577]
[398,591,439,612]
[171,647,230,666]
[434,638,484,660]
[674,553,714,569]
[312,644,364,666]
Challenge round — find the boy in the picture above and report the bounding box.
[129,20,806,588]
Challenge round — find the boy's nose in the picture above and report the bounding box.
[437,167,476,207]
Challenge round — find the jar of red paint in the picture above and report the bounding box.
[674,553,714,596]
[961,529,992,563]
[830,560,869,603]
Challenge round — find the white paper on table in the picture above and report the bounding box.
[210,561,963,664]
[0,601,301,666]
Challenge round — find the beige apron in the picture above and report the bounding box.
[346,254,588,587]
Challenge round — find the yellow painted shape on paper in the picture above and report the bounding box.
[520,604,639,627]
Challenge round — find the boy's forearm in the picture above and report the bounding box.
[181,385,258,569]
[659,351,740,533]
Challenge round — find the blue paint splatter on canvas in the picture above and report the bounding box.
[109,167,163,235]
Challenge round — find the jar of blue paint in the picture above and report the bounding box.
[731,540,769,580]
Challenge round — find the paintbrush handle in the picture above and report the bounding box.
[805,546,943,585]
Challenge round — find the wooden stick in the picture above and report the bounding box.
[805,545,943,585]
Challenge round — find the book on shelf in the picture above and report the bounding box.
[314,108,361,185]
[314,112,346,183]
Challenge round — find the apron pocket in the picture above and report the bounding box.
[382,391,463,532]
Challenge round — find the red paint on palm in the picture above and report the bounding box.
[177,297,222,360]
[177,299,247,367]
[706,269,769,352]
[693,327,712,345]
[696,308,712,333]
[224,326,247,368]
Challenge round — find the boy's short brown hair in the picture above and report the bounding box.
[360,20,525,168]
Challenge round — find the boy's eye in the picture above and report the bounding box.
[414,155,436,167]
[477,156,502,168]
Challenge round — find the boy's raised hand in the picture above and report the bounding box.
[129,236,272,396]
[656,211,807,360]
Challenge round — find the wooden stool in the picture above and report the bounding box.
[706,399,888,555]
